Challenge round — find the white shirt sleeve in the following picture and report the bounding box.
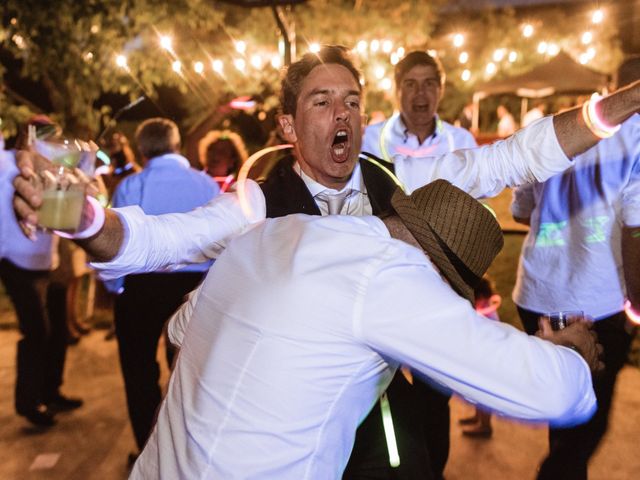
[90,179,266,279]
[167,282,203,348]
[355,242,596,427]
[395,116,572,198]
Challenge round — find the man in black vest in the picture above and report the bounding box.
[256,45,436,479]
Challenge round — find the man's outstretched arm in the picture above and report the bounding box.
[12,150,125,261]
[553,79,640,158]
[13,149,265,271]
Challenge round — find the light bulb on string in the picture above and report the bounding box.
[592,9,604,24]
[356,40,368,54]
[212,59,224,74]
[270,55,282,69]
[235,41,246,54]
[380,78,392,91]
[115,54,128,70]
[159,35,173,52]
[250,54,263,69]
[234,58,246,72]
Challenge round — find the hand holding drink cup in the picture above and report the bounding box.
[23,125,98,234]
[543,311,585,331]
[536,311,604,373]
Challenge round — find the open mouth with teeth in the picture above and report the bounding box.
[331,129,350,162]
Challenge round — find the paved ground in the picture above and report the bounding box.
[1,326,639,480]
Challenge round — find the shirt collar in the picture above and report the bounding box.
[146,152,190,169]
[295,161,366,197]
[394,112,443,143]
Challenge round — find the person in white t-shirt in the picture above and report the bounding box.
[511,56,640,480]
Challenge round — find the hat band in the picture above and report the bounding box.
[435,235,482,292]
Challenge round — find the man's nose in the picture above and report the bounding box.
[335,105,350,122]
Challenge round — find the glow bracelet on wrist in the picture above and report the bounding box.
[54,195,106,240]
[624,300,640,326]
[582,93,621,139]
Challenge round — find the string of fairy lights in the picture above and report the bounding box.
[5,4,610,101]
[110,6,609,95]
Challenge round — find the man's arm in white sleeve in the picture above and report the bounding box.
[167,282,203,348]
[356,245,596,427]
[89,179,266,279]
[423,81,640,198]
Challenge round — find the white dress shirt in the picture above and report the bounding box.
[132,214,595,480]
[296,161,370,216]
[91,116,572,280]
[362,113,477,160]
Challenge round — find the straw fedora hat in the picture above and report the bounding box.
[391,179,504,303]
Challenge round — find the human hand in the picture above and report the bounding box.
[536,316,604,374]
[13,149,98,239]
[12,149,49,239]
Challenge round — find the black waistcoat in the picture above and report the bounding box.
[257,153,398,218]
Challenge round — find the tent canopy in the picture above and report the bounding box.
[475,51,610,99]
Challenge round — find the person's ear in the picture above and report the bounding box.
[277,114,297,143]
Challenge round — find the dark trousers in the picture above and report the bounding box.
[518,307,633,480]
[343,372,434,480]
[114,271,205,450]
[0,258,67,413]
[414,378,451,480]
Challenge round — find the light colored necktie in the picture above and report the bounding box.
[317,189,351,215]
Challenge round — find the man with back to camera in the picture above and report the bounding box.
[361,50,479,478]
[126,178,602,478]
[12,45,640,479]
